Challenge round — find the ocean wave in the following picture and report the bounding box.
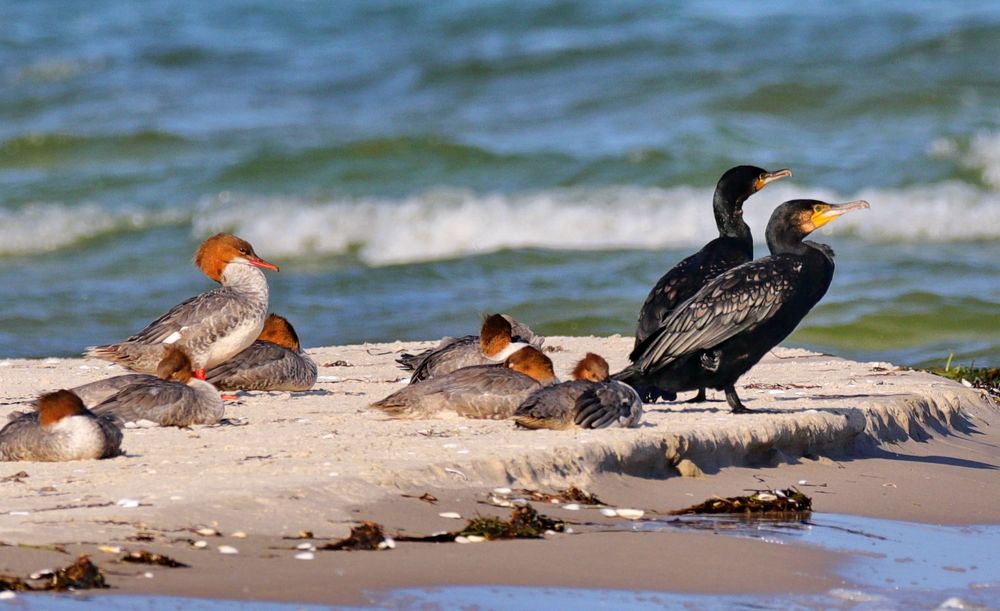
[929,131,1000,190]
[0,131,189,166]
[193,182,1000,265]
[0,204,182,257]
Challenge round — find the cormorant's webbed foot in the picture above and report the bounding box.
[684,388,707,403]
[724,385,754,414]
[638,386,677,404]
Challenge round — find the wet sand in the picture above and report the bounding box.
[0,337,996,605]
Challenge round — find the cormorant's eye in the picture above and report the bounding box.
[813,204,824,214]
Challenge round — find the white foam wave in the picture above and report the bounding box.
[0,203,178,257]
[929,131,1000,190]
[193,183,1000,265]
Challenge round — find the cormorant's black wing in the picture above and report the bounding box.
[634,241,750,349]
[636,255,803,372]
[634,251,704,347]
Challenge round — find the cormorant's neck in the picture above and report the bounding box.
[766,232,833,259]
[713,188,751,242]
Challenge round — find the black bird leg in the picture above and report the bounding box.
[724,385,753,413]
[684,387,707,403]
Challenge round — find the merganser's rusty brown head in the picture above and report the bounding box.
[37,390,88,427]
[194,233,279,283]
[479,313,514,358]
[571,353,610,382]
[156,347,194,384]
[257,313,301,352]
[505,346,556,384]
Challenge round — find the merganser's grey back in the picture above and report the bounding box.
[91,378,223,427]
[72,374,158,406]
[372,364,544,420]
[373,346,557,420]
[205,341,317,391]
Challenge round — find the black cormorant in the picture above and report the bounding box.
[632,165,792,402]
[616,198,869,413]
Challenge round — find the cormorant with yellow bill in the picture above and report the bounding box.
[632,165,791,403]
[616,198,869,413]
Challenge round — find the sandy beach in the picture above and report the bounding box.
[0,336,996,606]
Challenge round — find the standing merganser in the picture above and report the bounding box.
[515,353,642,430]
[86,233,278,380]
[399,314,541,384]
[90,347,224,426]
[1,390,122,462]
[204,313,318,391]
[632,166,791,403]
[371,346,557,420]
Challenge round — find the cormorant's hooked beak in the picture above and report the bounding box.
[811,200,870,229]
[754,168,792,191]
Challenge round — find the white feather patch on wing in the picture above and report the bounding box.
[163,331,183,345]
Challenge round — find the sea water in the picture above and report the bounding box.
[1,2,998,367]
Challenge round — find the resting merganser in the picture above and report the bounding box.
[90,347,224,427]
[86,233,278,380]
[204,313,317,391]
[371,346,556,419]
[0,390,122,462]
[514,353,642,430]
[398,314,541,384]
[72,372,158,407]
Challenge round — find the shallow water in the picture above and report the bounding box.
[11,514,1000,609]
[2,2,999,366]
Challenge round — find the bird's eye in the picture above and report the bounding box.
[813,204,824,213]
[239,248,248,255]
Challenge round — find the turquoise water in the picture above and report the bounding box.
[1,2,998,365]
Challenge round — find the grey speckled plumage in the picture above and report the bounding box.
[90,378,224,427]
[0,411,122,462]
[86,263,270,373]
[371,364,546,420]
[72,374,159,406]
[396,315,543,380]
[515,380,643,430]
[204,341,318,391]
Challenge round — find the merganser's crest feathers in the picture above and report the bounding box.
[195,233,279,283]
[37,390,87,427]
[479,314,513,357]
[257,313,301,351]
[571,353,610,382]
[505,346,556,383]
[156,347,193,382]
